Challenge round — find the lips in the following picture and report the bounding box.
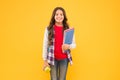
[57,18,61,20]
[57,18,62,20]
[55,16,63,22]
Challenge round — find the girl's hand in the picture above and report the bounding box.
[43,60,49,71]
[62,44,70,51]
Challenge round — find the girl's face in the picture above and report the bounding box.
[54,9,64,24]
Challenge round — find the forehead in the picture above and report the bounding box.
[55,9,63,14]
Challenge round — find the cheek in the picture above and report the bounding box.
[54,16,57,20]
[62,16,64,19]
[61,17,64,21]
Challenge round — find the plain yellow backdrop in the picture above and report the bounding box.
[0,0,120,80]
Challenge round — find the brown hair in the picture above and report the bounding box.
[47,7,69,46]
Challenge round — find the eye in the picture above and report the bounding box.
[60,14,63,16]
[55,13,58,16]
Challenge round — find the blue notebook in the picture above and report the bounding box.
[63,28,74,44]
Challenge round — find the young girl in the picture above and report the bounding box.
[43,7,76,80]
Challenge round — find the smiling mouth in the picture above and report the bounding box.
[57,18,62,20]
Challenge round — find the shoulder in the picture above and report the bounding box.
[69,26,74,29]
[44,26,49,31]
[44,26,49,34]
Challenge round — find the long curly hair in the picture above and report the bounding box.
[47,7,69,46]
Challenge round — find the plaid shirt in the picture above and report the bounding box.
[46,33,73,65]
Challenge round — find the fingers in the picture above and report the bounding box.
[43,61,49,71]
[62,44,70,50]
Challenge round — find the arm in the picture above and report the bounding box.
[42,27,49,70]
[42,27,48,60]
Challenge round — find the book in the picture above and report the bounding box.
[63,28,74,44]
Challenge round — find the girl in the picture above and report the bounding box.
[42,7,76,80]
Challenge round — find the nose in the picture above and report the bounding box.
[57,14,61,17]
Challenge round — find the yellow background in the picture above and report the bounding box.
[0,0,120,80]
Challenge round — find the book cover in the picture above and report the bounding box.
[63,28,74,44]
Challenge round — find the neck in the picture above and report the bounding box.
[55,22,63,26]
